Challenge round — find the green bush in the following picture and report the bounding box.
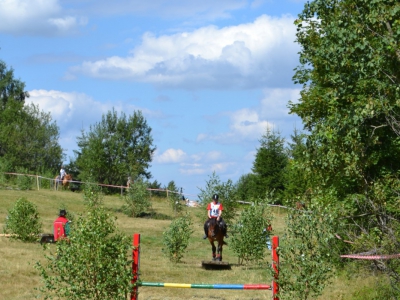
[36,193,133,300]
[16,167,33,190]
[230,200,273,265]
[4,197,42,242]
[162,214,193,263]
[122,177,152,217]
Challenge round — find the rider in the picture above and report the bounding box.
[202,193,228,239]
[60,166,66,180]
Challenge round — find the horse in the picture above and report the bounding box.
[55,174,72,190]
[207,217,226,261]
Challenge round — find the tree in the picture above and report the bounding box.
[290,0,400,295]
[122,177,152,217]
[36,185,132,300]
[162,214,193,263]
[283,129,310,206]
[251,128,288,203]
[0,60,28,108]
[230,201,272,265]
[234,173,258,202]
[74,109,156,187]
[0,60,62,173]
[165,180,184,215]
[4,197,42,242]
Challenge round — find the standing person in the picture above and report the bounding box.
[60,166,66,181]
[202,194,228,239]
[54,209,70,241]
[127,176,132,188]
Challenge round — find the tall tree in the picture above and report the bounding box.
[251,128,288,202]
[0,60,62,173]
[74,109,156,187]
[290,0,400,294]
[283,129,310,205]
[0,60,28,108]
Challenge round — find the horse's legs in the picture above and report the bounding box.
[210,241,216,260]
[216,242,223,261]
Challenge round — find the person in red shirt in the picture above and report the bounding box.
[53,209,70,241]
[202,194,228,239]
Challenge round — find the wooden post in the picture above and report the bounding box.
[131,233,141,300]
[272,236,279,300]
[36,175,40,190]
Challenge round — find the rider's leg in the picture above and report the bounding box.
[203,220,209,239]
[219,218,229,238]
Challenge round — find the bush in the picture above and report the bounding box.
[162,214,193,263]
[122,177,152,217]
[35,192,133,300]
[230,200,272,265]
[4,197,42,242]
[16,167,33,190]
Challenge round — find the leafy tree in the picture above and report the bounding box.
[251,128,288,203]
[162,214,193,263]
[36,188,132,300]
[122,177,152,217]
[283,129,310,206]
[197,171,238,224]
[147,179,164,197]
[0,60,28,108]
[279,202,341,300]
[74,109,156,188]
[165,180,184,215]
[290,0,400,294]
[234,173,258,202]
[0,60,62,174]
[230,200,273,265]
[4,197,42,242]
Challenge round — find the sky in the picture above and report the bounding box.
[0,0,306,200]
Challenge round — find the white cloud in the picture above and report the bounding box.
[0,0,87,36]
[154,148,188,163]
[26,89,166,159]
[196,87,302,144]
[68,14,298,88]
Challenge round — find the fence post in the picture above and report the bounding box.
[36,175,40,190]
[132,233,141,300]
[272,236,279,300]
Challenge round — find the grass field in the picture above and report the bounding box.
[0,187,386,299]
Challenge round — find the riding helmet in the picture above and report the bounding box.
[59,209,67,216]
[212,194,219,201]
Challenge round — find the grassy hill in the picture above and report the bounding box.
[0,187,384,299]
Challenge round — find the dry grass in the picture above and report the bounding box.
[0,188,384,299]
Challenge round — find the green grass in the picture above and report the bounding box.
[0,187,389,299]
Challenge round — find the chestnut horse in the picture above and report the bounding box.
[55,174,72,190]
[207,217,226,261]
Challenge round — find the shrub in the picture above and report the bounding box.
[122,177,152,217]
[162,214,193,263]
[230,200,273,265]
[4,197,42,242]
[16,167,33,190]
[35,192,133,300]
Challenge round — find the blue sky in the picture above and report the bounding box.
[0,0,306,199]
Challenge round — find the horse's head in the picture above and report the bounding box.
[208,218,220,238]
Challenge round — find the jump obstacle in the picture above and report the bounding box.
[131,233,279,300]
